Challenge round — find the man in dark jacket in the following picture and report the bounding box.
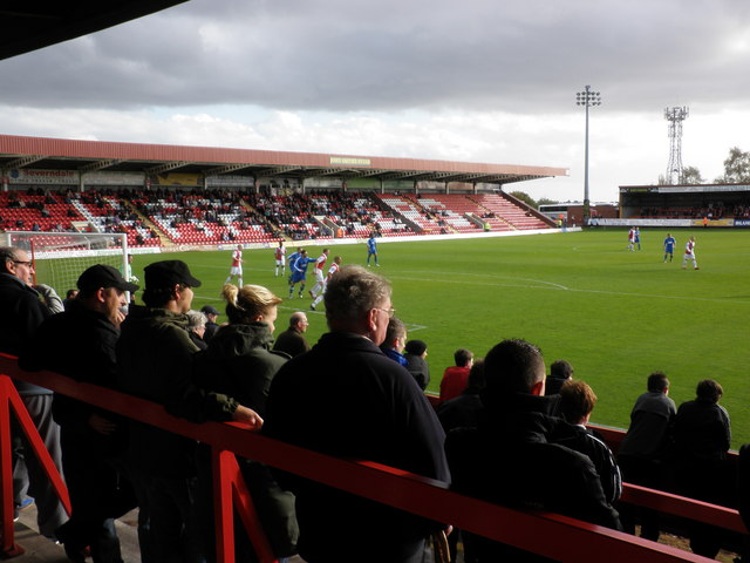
[21,264,139,562]
[445,339,621,562]
[0,246,66,538]
[271,311,310,358]
[264,265,450,563]
[116,260,262,562]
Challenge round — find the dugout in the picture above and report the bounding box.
[619,184,750,227]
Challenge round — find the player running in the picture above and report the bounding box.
[681,236,699,270]
[311,255,342,311]
[663,233,676,262]
[224,244,244,286]
[274,241,286,277]
[288,249,316,298]
[627,227,636,251]
[309,248,330,299]
[366,233,379,266]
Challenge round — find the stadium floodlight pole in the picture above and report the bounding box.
[576,85,602,224]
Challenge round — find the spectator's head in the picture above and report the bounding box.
[696,379,723,404]
[382,317,407,353]
[142,260,201,311]
[454,348,474,368]
[559,380,597,425]
[404,339,427,358]
[222,283,282,333]
[0,246,34,286]
[483,339,546,403]
[466,358,486,393]
[75,264,138,324]
[647,371,670,394]
[186,310,207,339]
[550,359,574,380]
[289,311,309,333]
[200,304,219,322]
[65,288,79,300]
[324,265,392,345]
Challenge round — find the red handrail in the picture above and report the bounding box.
[0,353,743,562]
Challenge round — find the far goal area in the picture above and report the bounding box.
[3,231,129,296]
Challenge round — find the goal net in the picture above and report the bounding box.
[2,231,129,297]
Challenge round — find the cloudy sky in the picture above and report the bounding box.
[2,0,749,202]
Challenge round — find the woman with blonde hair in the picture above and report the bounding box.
[194,284,298,561]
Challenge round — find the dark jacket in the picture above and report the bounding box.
[116,305,237,478]
[264,331,450,563]
[446,393,621,562]
[0,272,53,395]
[272,326,310,358]
[404,352,430,390]
[193,322,298,558]
[194,322,287,418]
[20,300,123,445]
[550,422,622,504]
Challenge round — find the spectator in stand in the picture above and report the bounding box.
[670,379,731,559]
[403,339,430,391]
[186,309,208,350]
[436,359,485,439]
[379,316,408,367]
[553,380,622,505]
[200,304,221,343]
[272,311,310,358]
[436,359,485,563]
[20,264,139,563]
[439,348,474,403]
[544,359,574,396]
[62,288,79,310]
[116,260,263,562]
[445,339,621,561]
[264,265,450,563]
[193,283,298,561]
[617,371,676,541]
[0,246,67,538]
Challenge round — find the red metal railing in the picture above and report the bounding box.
[0,353,744,562]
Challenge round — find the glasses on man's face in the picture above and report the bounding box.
[374,306,396,318]
[13,260,33,268]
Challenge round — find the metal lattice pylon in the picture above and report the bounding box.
[664,106,689,184]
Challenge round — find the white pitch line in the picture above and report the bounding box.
[390,273,750,305]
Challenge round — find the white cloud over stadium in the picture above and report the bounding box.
[1,0,749,202]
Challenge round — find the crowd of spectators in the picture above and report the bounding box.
[0,234,744,562]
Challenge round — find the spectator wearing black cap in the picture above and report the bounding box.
[404,339,430,390]
[200,304,220,343]
[544,359,574,396]
[20,264,139,562]
[116,260,263,563]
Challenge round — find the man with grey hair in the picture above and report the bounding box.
[0,246,66,538]
[265,265,450,563]
[272,311,310,358]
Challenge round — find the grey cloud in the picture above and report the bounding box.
[1,0,750,114]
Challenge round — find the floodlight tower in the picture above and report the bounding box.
[576,85,602,223]
[664,106,689,184]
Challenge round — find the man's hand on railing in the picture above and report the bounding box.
[88,413,118,435]
[232,405,264,430]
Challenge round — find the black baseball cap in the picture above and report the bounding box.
[201,305,219,316]
[144,260,202,289]
[77,264,140,293]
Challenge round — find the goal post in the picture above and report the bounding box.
[2,231,129,297]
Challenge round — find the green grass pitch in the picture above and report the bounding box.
[132,228,750,448]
